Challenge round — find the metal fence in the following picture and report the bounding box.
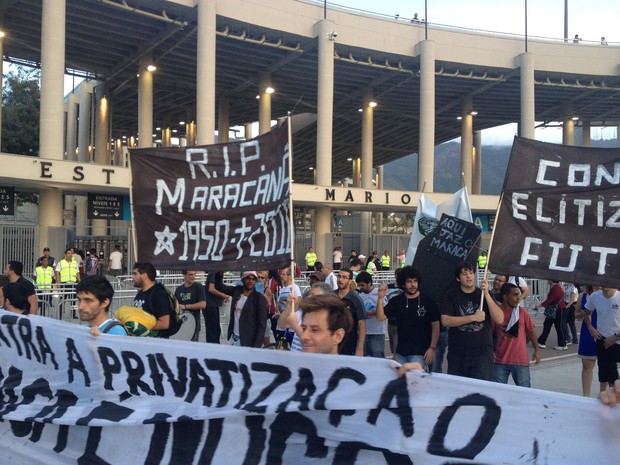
[0,224,38,277]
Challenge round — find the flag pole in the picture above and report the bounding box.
[287,112,296,295]
[128,151,139,265]
[479,192,504,308]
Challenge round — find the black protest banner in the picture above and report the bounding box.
[413,214,480,304]
[488,137,620,288]
[130,122,291,271]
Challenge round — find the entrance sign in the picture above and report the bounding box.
[489,137,620,288]
[0,311,617,464]
[87,193,124,219]
[0,186,14,216]
[130,122,291,271]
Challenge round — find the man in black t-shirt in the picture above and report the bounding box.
[336,268,367,356]
[4,260,37,314]
[175,270,206,342]
[132,262,171,338]
[440,262,504,381]
[204,271,229,344]
[376,266,439,370]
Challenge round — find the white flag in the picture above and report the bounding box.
[404,186,473,266]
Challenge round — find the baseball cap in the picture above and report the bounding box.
[241,271,258,280]
[358,254,366,259]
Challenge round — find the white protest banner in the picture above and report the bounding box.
[0,310,618,465]
[405,187,473,266]
[130,122,291,271]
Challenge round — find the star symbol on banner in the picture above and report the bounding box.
[153,226,177,255]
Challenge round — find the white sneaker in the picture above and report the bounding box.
[554,345,568,351]
[566,341,573,346]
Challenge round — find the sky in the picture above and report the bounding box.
[330,0,620,144]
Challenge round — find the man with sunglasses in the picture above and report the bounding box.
[220,271,268,348]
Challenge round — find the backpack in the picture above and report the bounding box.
[153,282,182,336]
[102,320,127,335]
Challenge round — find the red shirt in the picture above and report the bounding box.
[492,306,535,366]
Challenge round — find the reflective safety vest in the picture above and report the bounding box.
[478,255,488,269]
[58,259,79,283]
[35,266,54,289]
[381,254,390,268]
[306,252,317,267]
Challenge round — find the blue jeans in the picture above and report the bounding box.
[430,331,448,373]
[364,334,385,358]
[494,363,531,387]
[394,353,427,371]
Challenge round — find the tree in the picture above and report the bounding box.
[2,66,40,205]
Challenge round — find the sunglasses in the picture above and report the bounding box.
[257,275,267,280]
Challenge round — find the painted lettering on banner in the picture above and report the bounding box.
[131,122,291,271]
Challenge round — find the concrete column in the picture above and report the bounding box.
[352,159,361,187]
[114,139,123,166]
[581,122,591,147]
[258,72,272,135]
[138,56,154,148]
[244,123,253,140]
[472,131,482,195]
[315,19,335,187]
[360,88,374,241]
[562,102,574,146]
[38,0,66,249]
[313,19,336,263]
[77,83,92,163]
[218,97,230,143]
[418,40,435,192]
[95,89,109,163]
[66,93,79,160]
[519,52,535,139]
[460,96,473,191]
[163,128,171,147]
[187,121,196,146]
[375,165,384,233]
[361,88,374,189]
[196,0,216,144]
[92,87,109,236]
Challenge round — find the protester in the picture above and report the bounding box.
[175,270,206,342]
[2,282,31,315]
[491,274,508,302]
[131,262,172,338]
[440,261,503,380]
[275,267,302,342]
[219,271,268,348]
[562,281,579,345]
[492,283,540,387]
[356,271,387,358]
[5,260,37,314]
[377,266,439,369]
[76,275,127,335]
[299,292,353,355]
[204,271,229,344]
[584,287,620,390]
[535,280,567,350]
[336,267,367,356]
[0,275,9,309]
[575,285,605,397]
